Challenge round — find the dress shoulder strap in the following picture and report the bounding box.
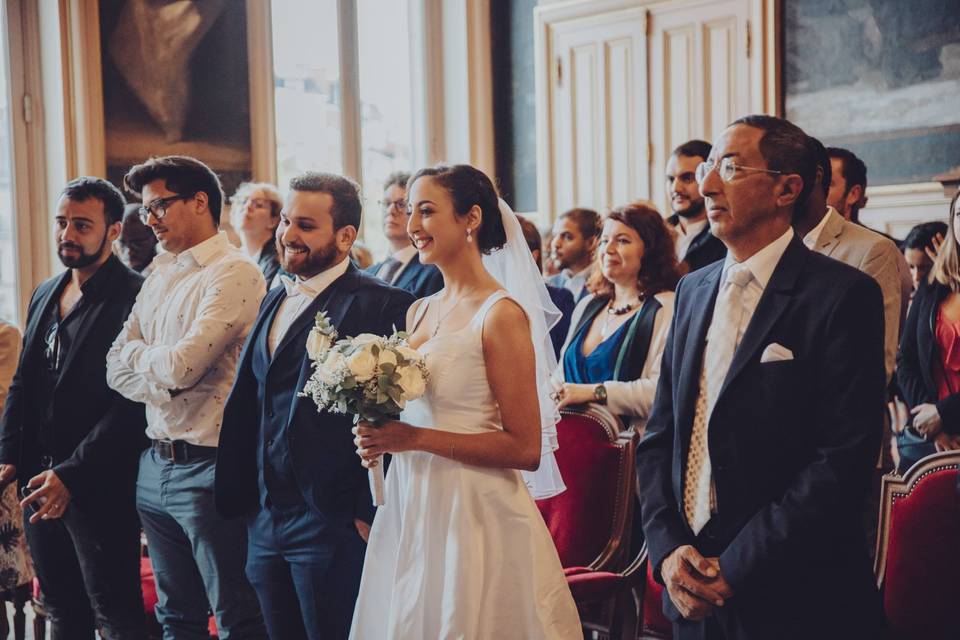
[409,294,438,334]
[471,290,514,329]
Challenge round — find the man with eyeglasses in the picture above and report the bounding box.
[0,177,149,638]
[637,115,886,639]
[665,139,727,274]
[106,156,268,638]
[365,171,443,298]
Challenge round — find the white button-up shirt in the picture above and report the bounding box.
[269,257,350,355]
[107,232,266,447]
[712,226,795,353]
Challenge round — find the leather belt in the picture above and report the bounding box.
[152,439,217,463]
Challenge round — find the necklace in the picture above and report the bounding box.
[432,290,473,337]
[600,297,642,339]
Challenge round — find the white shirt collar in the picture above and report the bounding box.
[676,217,708,239]
[802,206,836,249]
[296,255,351,299]
[722,226,794,290]
[178,232,231,268]
[391,244,418,265]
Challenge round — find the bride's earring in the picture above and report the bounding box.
[466,227,473,243]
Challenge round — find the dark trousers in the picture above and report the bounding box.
[246,503,366,640]
[23,495,146,640]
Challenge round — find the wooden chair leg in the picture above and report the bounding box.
[11,583,29,640]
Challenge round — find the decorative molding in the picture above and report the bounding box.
[246,0,277,184]
[337,0,362,184]
[60,0,105,178]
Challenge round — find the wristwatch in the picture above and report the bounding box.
[593,384,608,404]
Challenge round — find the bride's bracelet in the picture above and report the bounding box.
[448,443,456,461]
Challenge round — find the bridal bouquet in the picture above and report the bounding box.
[300,311,429,505]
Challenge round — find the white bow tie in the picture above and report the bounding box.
[280,275,317,299]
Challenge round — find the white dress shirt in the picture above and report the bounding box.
[674,218,709,261]
[801,208,832,250]
[269,256,351,355]
[376,245,417,284]
[107,232,266,447]
[555,265,594,300]
[711,227,795,356]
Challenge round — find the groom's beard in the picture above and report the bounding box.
[279,236,340,278]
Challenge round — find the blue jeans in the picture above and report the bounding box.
[137,448,266,640]
[896,428,937,473]
[246,504,366,640]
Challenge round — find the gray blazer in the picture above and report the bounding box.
[809,207,908,382]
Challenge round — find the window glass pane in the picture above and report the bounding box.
[271,0,343,190]
[357,0,413,261]
[0,23,18,324]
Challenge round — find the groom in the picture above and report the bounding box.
[215,172,414,640]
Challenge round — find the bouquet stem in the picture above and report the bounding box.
[369,459,385,506]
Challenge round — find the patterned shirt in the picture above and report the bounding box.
[107,232,266,447]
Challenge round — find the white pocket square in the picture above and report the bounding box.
[760,343,794,363]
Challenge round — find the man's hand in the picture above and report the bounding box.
[705,558,734,599]
[0,464,15,486]
[661,545,729,620]
[20,470,71,524]
[911,403,943,438]
[354,518,371,542]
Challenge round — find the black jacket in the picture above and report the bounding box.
[0,256,148,503]
[669,215,727,274]
[637,237,886,638]
[897,279,960,434]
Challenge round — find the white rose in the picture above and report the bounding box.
[378,349,398,368]
[352,333,382,346]
[396,345,422,364]
[396,365,427,398]
[347,349,377,381]
[306,330,332,360]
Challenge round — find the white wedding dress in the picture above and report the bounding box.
[350,291,581,639]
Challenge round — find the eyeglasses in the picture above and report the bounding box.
[379,199,408,213]
[139,194,192,224]
[695,157,784,184]
[44,321,61,371]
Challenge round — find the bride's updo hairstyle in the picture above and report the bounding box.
[408,164,507,254]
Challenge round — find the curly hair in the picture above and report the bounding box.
[588,202,681,300]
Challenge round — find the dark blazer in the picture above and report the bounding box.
[0,255,147,504]
[669,215,727,274]
[897,279,960,434]
[366,253,443,300]
[257,239,285,286]
[215,264,414,524]
[546,284,574,358]
[636,237,886,639]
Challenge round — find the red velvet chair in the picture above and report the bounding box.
[564,544,646,640]
[639,560,671,639]
[536,405,636,572]
[874,451,960,640]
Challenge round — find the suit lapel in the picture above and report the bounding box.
[287,267,362,426]
[23,272,69,367]
[717,238,807,403]
[687,224,713,256]
[255,288,287,364]
[814,209,845,257]
[392,255,420,290]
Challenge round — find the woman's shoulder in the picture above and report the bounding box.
[653,290,676,312]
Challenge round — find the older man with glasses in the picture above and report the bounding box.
[365,171,443,298]
[0,177,149,639]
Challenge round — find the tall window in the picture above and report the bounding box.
[272,0,414,260]
[0,19,17,323]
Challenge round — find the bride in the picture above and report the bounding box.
[349,164,581,639]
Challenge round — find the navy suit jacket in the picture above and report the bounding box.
[366,253,443,300]
[636,237,886,638]
[215,264,414,524]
